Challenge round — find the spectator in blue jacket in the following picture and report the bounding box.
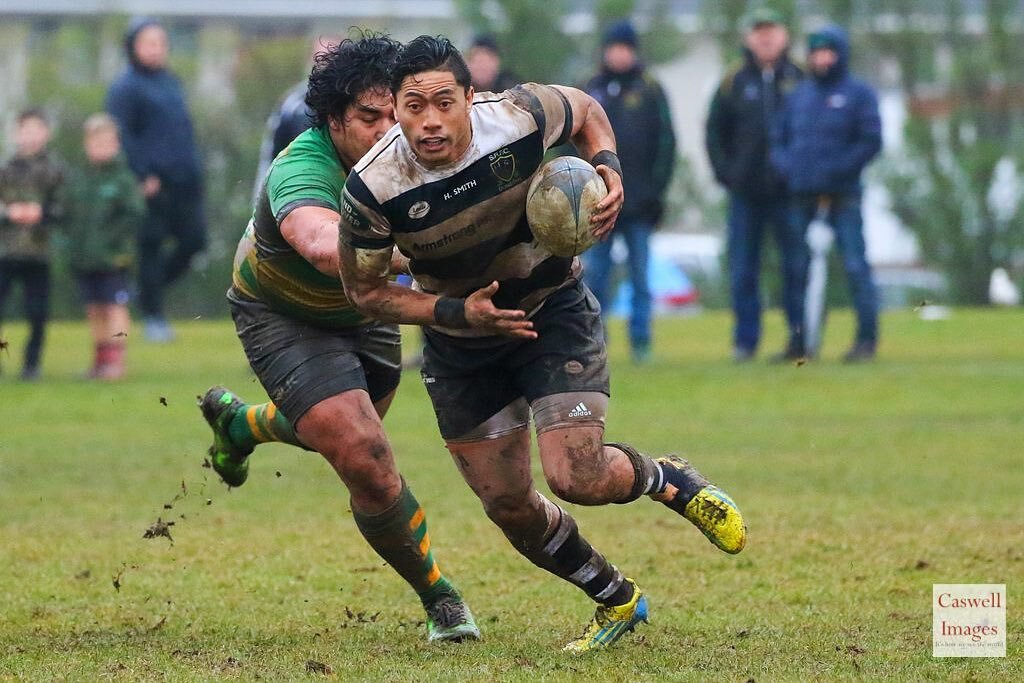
[706,8,806,363]
[106,17,207,342]
[772,24,882,362]
[582,20,677,364]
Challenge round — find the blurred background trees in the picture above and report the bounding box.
[2,0,1021,315]
[879,0,1024,304]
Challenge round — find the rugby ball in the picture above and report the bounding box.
[526,157,608,257]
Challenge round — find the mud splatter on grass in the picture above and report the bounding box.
[142,517,175,544]
[305,660,333,675]
[111,563,136,592]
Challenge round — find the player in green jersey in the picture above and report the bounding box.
[199,34,478,643]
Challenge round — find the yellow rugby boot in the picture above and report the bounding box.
[651,456,747,554]
[563,579,648,653]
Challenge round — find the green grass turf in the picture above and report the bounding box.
[0,309,1021,681]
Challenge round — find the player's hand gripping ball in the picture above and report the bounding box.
[526,157,608,257]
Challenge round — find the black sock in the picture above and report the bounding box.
[607,442,662,502]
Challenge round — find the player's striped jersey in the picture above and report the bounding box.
[341,83,578,337]
[229,125,368,329]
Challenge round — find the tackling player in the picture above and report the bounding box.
[338,35,747,652]
[198,34,478,643]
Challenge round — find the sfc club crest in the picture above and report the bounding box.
[489,148,517,183]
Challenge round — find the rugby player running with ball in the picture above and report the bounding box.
[338,35,747,652]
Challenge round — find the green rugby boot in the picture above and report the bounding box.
[199,386,252,487]
[563,579,648,652]
[425,592,481,643]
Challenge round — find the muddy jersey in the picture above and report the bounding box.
[341,83,577,337]
[229,125,368,329]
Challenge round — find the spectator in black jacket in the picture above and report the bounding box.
[706,8,806,363]
[253,81,313,198]
[582,20,676,364]
[106,17,206,342]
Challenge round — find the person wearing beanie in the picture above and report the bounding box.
[771,24,882,362]
[105,17,206,343]
[582,19,677,364]
[705,7,807,363]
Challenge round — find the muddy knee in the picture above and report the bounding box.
[545,474,602,505]
[543,440,610,504]
[533,394,617,504]
[323,430,398,504]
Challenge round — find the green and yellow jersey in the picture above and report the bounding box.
[229,125,369,329]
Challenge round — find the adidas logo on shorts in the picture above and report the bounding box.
[568,402,592,418]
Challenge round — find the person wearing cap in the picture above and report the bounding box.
[582,19,677,364]
[705,7,806,363]
[105,17,206,343]
[771,24,882,362]
[466,34,520,93]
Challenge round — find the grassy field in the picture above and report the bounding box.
[0,308,1021,681]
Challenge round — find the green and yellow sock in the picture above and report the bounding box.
[227,402,301,451]
[352,479,456,607]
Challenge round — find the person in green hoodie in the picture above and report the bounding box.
[0,108,66,381]
[66,114,145,380]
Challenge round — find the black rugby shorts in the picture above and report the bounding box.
[230,296,401,425]
[421,280,610,441]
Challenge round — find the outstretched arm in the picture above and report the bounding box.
[338,238,537,339]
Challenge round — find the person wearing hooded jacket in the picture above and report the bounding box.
[581,20,677,364]
[706,8,806,363]
[105,17,206,343]
[772,24,882,362]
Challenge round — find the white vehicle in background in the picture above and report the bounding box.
[606,232,722,317]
